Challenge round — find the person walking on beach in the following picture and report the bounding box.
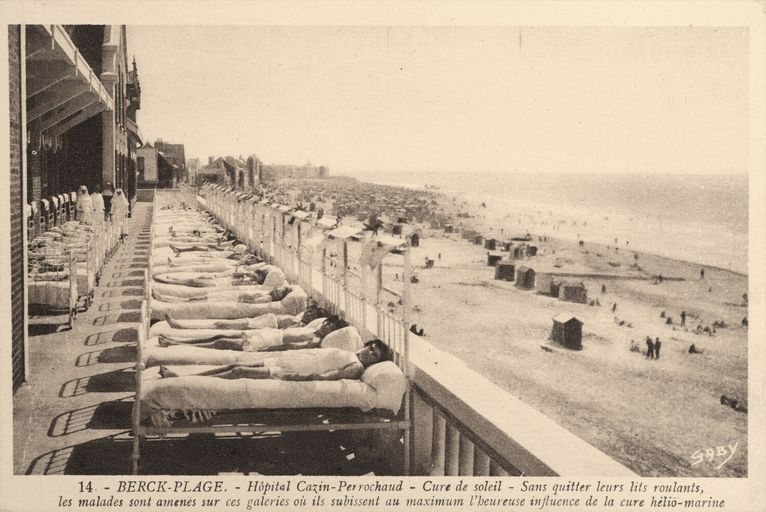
[654,337,662,359]
[680,310,686,327]
[700,268,705,279]
[645,336,654,359]
[612,302,617,313]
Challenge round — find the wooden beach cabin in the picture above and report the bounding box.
[487,253,503,267]
[495,261,515,281]
[526,245,538,257]
[408,229,422,248]
[484,238,497,250]
[551,313,583,350]
[535,272,556,295]
[515,266,536,289]
[501,241,513,252]
[473,234,484,245]
[559,282,588,304]
[512,245,527,259]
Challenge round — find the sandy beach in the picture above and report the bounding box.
[305,181,749,477]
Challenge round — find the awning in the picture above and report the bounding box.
[361,235,406,268]
[25,25,114,137]
[326,226,363,241]
[371,234,407,249]
[316,216,338,229]
[292,210,311,221]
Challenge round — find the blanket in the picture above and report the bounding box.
[140,360,406,424]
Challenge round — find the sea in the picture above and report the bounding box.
[349,171,748,275]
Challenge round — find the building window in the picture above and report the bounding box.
[137,156,145,181]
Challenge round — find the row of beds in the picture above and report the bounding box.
[131,191,411,474]
[27,192,123,327]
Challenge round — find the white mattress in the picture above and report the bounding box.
[140,360,407,424]
[151,282,272,299]
[150,287,306,320]
[28,280,74,308]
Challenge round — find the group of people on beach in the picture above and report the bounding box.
[644,336,662,359]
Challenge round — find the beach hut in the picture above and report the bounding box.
[495,261,515,281]
[487,253,503,267]
[408,229,422,248]
[501,241,513,252]
[535,272,556,295]
[551,313,583,350]
[444,224,454,233]
[559,282,588,304]
[526,245,538,257]
[392,224,403,236]
[515,266,536,289]
[484,238,497,250]
[473,235,484,245]
[512,245,527,259]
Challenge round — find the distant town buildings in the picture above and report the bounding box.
[136,141,179,189]
[187,155,327,189]
[187,158,200,184]
[193,157,228,186]
[154,140,187,182]
[261,161,329,182]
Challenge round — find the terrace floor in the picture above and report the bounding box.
[13,201,391,476]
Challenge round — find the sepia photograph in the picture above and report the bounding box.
[1,1,765,510]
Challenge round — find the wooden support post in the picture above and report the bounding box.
[431,411,446,476]
[474,448,491,476]
[445,424,460,476]
[459,436,475,476]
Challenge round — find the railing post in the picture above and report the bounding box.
[430,411,446,476]
[445,424,460,476]
[474,449,491,476]
[459,436,475,476]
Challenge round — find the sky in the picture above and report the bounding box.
[127,25,749,175]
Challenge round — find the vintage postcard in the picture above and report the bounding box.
[1,1,764,511]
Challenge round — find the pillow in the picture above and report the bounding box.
[361,361,407,414]
[263,267,286,288]
[322,326,362,352]
[305,317,328,330]
[281,286,307,315]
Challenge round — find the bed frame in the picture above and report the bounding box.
[131,189,412,475]
[26,190,121,323]
[27,251,79,328]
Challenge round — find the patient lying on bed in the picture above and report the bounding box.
[170,241,234,255]
[149,284,305,320]
[158,316,350,351]
[153,285,290,304]
[163,299,326,330]
[154,266,284,288]
[162,253,258,268]
[159,339,391,381]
